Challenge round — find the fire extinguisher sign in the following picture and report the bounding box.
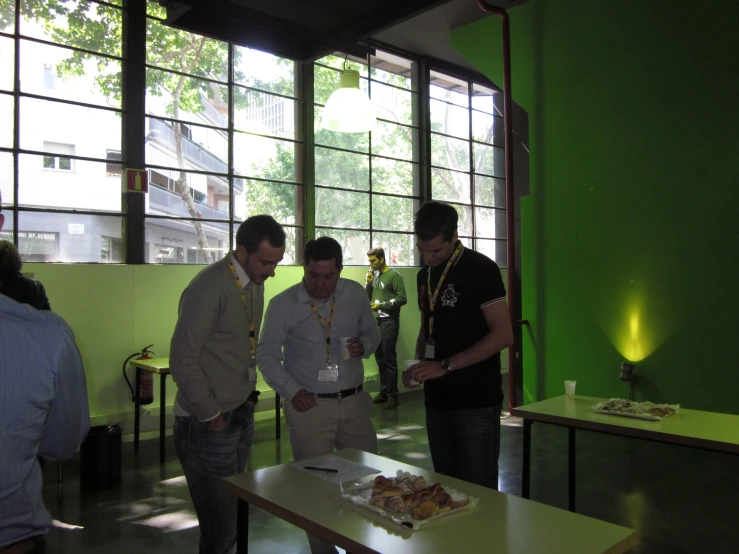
[123,168,148,193]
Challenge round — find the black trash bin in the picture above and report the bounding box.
[80,424,121,492]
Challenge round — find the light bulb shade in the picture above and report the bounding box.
[321,69,375,133]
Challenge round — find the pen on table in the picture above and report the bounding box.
[304,466,339,473]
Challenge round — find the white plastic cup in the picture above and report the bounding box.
[339,337,352,360]
[405,360,421,386]
[565,380,577,398]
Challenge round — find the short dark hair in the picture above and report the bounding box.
[0,240,22,279]
[235,215,286,254]
[367,247,385,260]
[414,201,458,242]
[304,236,343,268]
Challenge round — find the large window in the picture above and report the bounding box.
[314,51,420,266]
[429,70,507,267]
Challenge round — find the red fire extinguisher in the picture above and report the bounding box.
[123,345,155,405]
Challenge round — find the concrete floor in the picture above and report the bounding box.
[41,391,739,553]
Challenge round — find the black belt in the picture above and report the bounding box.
[315,384,363,399]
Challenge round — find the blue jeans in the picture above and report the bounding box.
[426,405,501,490]
[174,402,255,554]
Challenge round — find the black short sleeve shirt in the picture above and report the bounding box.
[417,245,507,409]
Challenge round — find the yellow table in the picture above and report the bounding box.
[512,395,739,511]
[223,448,637,554]
[129,357,282,463]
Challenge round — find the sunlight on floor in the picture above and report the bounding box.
[402,452,429,460]
[160,475,188,486]
[133,510,200,532]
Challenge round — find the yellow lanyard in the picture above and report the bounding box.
[309,297,336,363]
[426,242,464,338]
[226,255,256,359]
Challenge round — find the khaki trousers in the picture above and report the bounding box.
[284,390,378,554]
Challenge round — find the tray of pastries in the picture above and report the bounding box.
[340,470,477,530]
[592,398,679,421]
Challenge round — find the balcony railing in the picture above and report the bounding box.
[149,184,229,221]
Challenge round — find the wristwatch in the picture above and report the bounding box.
[441,358,453,373]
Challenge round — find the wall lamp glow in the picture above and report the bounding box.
[321,69,375,133]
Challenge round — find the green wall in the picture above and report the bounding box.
[452,0,739,411]
[25,263,420,422]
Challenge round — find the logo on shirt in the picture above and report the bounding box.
[440,284,460,308]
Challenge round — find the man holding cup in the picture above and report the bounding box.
[403,201,513,490]
[365,247,407,409]
[258,236,380,554]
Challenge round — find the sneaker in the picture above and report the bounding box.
[384,397,397,409]
[373,394,388,404]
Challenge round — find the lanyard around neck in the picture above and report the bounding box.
[309,297,336,363]
[426,242,463,337]
[226,254,255,357]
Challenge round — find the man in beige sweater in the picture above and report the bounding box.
[170,215,285,554]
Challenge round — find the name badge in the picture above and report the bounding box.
[248,364,257,382]
[318,362,339,382]
[424,338,435,360]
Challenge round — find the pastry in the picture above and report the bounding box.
[412,499,440,520]
[373,475,392,490]
[381,486,403,497]
[452,497,470,509]
[387,496,406,513]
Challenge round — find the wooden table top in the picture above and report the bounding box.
[512,395,739,454]
[223,448,636,554]
[128,357,170,374]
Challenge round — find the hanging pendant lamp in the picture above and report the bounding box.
[321,69,376,133]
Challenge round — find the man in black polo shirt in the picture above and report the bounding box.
[402,201,513,490]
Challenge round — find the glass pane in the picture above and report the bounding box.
[146,168,228,220]
[243,181,301,225]
[471,83,502,115]
[146,68,228,127]
[315,147,369,191]
[474,143,505,178]
[472,111,504,147]
[475,207,506,239]
[233,89,297,140]
[431,168,470,204]
[146,19,227,81]
[459,236,472,248]
[233,47,296,98]
[145,217,229,264]
[451,204,473,236]
[371,81,413,126]
[430,71,468,107]
[314,64,369,106]
[371,232,418,266]
[316,227,370,266]
[370,51,414,91]
[146,117,228,174]
[18,211,123,263]
[431,133,469,172]
[0,37,14,91]
[0,94,13,149]
[232,132,299,182]
[314,106,369,153]
[475,175,505,208]
[315,54,368,76]
[372,158,418,197]
[147,1,166,18]
[372,195,415,232]
[430,99,469,139]
[1,0,14,33]
[20,0,122,57]
[477,238,507,267]
[0,151,13,205]
[372,121,415,162]
[315,188,369,229]
[19,154,121,211]
[233,225,303,265]
[20,40,122,109]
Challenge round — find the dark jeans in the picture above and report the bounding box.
[426,405,502,490]
[375,317,399,398]
[174,402,255,554]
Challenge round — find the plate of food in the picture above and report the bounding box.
[340,470,477,530]
[592,398,679,421]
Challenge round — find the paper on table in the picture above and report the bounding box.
[292,454,381,484]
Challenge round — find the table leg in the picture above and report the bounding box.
[160,374,166,463]
[275,394,280,440]
[522,419,532,499]
[134,367,141,451]
[568,427,576,512]
[237,499,249,554]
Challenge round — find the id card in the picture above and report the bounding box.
[318,362,339,382]
[248,364,257,382]
[424,338,435,360]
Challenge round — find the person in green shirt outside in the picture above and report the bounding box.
[365,247,407,409]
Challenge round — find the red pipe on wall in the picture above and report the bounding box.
[476,0,518,411]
